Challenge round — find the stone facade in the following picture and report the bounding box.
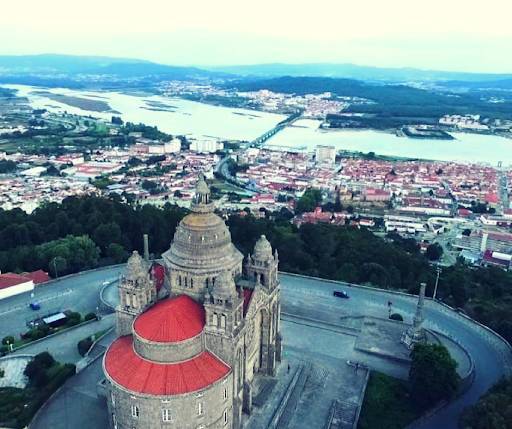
[107,372,233,429]
[115,251,157,336]
[105,173,281,429]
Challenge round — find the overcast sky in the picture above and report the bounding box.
[1,0,511,73]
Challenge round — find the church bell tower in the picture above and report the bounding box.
[116,251,157,336]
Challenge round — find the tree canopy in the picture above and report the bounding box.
[409,343,460,408]
[460,378,512,429]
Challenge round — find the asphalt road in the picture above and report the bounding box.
[279,274,512,429]
[2,266,510,429]
[0,266,122,339]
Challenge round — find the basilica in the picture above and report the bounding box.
[103,173,282,428]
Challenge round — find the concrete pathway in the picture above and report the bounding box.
[13,314,114,364]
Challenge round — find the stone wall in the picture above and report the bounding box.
[106,371,233,429]
[133,331,204,363]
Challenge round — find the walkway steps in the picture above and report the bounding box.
[273,363,312,429]
[325,399,359,429]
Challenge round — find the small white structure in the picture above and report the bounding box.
[0,272,34,300]
[19,166,47,177]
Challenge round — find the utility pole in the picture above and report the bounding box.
[52,257,59,278]
[433,265,442,300]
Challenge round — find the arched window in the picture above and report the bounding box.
[220,314,226,328]
[131,405,139,418]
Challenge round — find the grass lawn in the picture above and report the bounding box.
[358,372,423,429]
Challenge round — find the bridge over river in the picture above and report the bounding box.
[250,110,302,148]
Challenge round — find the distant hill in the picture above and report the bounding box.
[208,63,512,84]
[227,76,512,121]
[440,78,512,91]
[0,54,229,88]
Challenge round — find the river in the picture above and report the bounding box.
[5,85,512,164]
[266,119,512,165]
[4,85,287,141]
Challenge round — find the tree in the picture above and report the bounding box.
[77,337,93,356]
[296,188,322,214]
[106,243,128,263]
[24,352,55,387]
[426,243,443,261]
[0,160,17,174]
[66,312,82,327]
[1,335,14,345]
[460,377,512,429]
[409,343,460,408]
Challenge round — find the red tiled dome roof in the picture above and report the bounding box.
[104,336,230,395]
[133,295,205,343]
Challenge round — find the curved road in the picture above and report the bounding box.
[3,266,510,429]
[279,274,511,429]
[0,266,123,339]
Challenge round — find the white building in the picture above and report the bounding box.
[0,273,34,300]
[19,166,47,177]
[164,138,181,154]
[315,145,336,166]
[190,139,224,153]
[385,215,427,234]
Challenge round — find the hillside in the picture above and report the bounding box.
[0,54,228,88]
[209,62,512,84]
[228,76,512,121]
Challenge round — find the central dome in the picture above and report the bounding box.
[162,173,243,274]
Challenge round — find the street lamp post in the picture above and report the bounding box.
[52,257,59,278]
[433,266,442,300]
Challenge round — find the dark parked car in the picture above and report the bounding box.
[333,290,349,299]
[29,302,41,311]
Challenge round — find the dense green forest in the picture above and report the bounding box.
[230,76,512,120]
[460,377,512,429]
[0,196,511,344]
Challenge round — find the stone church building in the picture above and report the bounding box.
[103,173,282,428]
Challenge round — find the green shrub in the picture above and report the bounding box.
[1,335,15,345]
[24,325,50,341]
[84,312,97,321]
[77,337,93,356]
[390,313,404,321]
[65,312,82,327]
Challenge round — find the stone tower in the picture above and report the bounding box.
[116,251,156,336]
[204,270,244,340]
[246,235,279,291]
[203,270,246,427]
[246,235,282,376]
[402,282,427,349]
